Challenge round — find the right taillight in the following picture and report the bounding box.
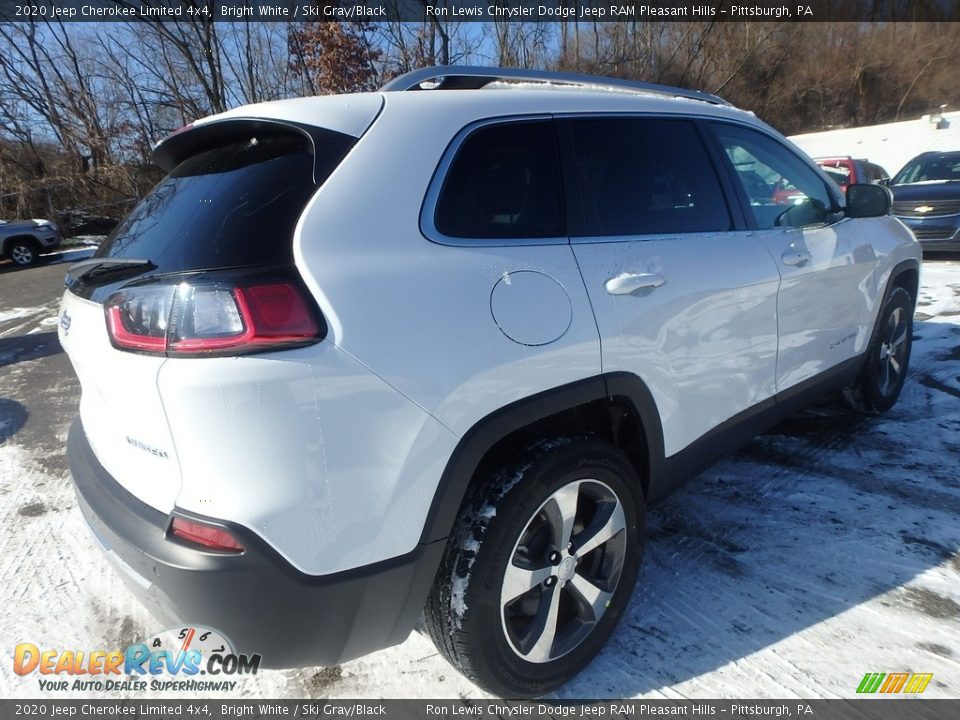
[105,271,323,357]
[169,516,244,553]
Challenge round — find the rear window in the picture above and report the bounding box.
[97,129,353,272]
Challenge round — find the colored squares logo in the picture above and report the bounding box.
[857,672,933,694]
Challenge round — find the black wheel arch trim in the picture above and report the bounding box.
[3,234,41,255]
[869,257,920,345]
[418,372,668,546]
[883,257,920,303]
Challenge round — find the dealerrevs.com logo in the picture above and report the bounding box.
[14,626,261,693]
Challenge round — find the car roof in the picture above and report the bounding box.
[911,150,960,159]
[382,84,758,121]
[190,66,761,135]
[161,69,776,168]
[195,84,761,134]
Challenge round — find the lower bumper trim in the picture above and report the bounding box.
[68,419,444,668]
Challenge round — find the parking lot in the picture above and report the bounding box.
[1,252,959,700]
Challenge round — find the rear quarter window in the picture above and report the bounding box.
[433,120,564,240]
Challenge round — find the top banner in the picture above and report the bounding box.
[1,0,959,23]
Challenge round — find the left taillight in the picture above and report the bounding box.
[105,272,323,357]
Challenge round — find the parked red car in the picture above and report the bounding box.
[815,156,890,193]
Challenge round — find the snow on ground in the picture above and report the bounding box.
[1,260,958,700]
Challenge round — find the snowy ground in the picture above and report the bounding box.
[1,257,958,700]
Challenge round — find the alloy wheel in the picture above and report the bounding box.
[877,306,909,397]
[500,478,627,663]
[11,244,35,266]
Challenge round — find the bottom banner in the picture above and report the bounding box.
[2,700,957,720]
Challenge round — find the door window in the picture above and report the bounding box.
[568,118,731,236]
[712,123,835,229]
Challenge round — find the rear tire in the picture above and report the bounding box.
[7,238,40,267]
[843,286,914,414]
[424,438,645,697]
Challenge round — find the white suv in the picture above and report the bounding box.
[59,67,920,697]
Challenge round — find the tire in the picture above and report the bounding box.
[843,286,914,414]
[7,238,40,267]
[424,437,645,697]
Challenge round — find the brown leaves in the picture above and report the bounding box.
[289,8,381,96]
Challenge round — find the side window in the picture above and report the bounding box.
[569,118,731,236]
[434,121,563,239]
[712,123,835,230]
[866,163,888,184]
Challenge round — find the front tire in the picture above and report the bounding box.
[8,238,40,267]
[844,286,914,414]
[424,438,645,697]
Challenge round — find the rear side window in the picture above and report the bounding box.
[434,121,563,239]
[865,163,888,183]
[97,129,353,272]
[569,118,732,236]
[712,123,834,229]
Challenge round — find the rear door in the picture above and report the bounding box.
[707,122,879,392]
[565,116,781,461]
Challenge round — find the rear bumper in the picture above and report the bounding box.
[68,419,444,668]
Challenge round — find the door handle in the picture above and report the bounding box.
[781,250,812,267]
[605,272,665,295]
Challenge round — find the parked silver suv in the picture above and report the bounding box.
[1,218,59,267]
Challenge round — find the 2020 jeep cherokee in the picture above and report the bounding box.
[59,67,921,697]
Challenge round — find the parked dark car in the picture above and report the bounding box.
[889,150,960,252]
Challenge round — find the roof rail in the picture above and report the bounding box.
[380,66,732,107]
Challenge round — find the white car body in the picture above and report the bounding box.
[59,68,921,676]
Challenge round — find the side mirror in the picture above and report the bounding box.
[846,183,892,218]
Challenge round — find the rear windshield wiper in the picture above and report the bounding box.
[66,257,156,284]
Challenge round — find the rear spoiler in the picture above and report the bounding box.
[151,118,323,176]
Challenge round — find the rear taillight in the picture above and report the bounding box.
[169,517,244,553]
[105,272,322,357]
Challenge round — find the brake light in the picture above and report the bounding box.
[105,274,322,357]
[170,517,244,553]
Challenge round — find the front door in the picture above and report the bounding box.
[708,122,879,392]
[564,117,781,460]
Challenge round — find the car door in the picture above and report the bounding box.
[707,122,879,392]
[564,116,781,461]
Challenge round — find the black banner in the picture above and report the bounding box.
[0,0,959,23]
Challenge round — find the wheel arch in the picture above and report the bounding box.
[888,259,919,302]
[419,373,667,545]
[2,234,40,256]
[870,257,920,344]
